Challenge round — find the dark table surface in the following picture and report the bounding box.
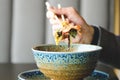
[0,63,119,80]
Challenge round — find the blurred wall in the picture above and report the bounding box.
[11,0,45,63]
[0,0,111,63]
[81,0,109,29]
[0,0,12,63]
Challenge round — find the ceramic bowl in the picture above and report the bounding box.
[32,44,102,80]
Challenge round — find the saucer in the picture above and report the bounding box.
[18,69,109,80]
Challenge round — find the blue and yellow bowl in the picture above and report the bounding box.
[32,44,102,80]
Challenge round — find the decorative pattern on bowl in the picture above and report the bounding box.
[32,44,102,80]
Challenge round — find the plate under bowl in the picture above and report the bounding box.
[18,69,109,80]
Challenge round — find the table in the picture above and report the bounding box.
[0,63,119,80]
[0,63,37,80]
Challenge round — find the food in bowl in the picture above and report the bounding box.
[54,21,82,46]
[46,2,82,47]
[32,44,102,80]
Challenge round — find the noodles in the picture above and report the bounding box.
[45,2,82,46]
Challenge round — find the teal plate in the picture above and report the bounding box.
[18,69,109,80]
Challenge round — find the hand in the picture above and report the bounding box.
[47,7,94,44]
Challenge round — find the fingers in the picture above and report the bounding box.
[49,7,85,26]
[46,2,87,26]
[45,2,91,44]
[45,2,66,19]
[46,11,55,19]
[49,7,66,15]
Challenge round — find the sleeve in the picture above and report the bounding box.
[93,26,120,69]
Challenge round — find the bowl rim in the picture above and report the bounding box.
[32,44,102,54]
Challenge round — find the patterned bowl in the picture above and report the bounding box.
[32,44,102,80]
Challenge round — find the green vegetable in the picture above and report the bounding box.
[69,28,77,38]
[57,31,62,37]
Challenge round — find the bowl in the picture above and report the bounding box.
[32,44,102,80]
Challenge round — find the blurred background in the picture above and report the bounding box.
[0,0,116,63]
[0,0,120,79]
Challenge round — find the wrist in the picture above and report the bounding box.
[79,24,94,44]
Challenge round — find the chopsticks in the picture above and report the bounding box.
[45,2,65,23]
[58,4,65,21]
